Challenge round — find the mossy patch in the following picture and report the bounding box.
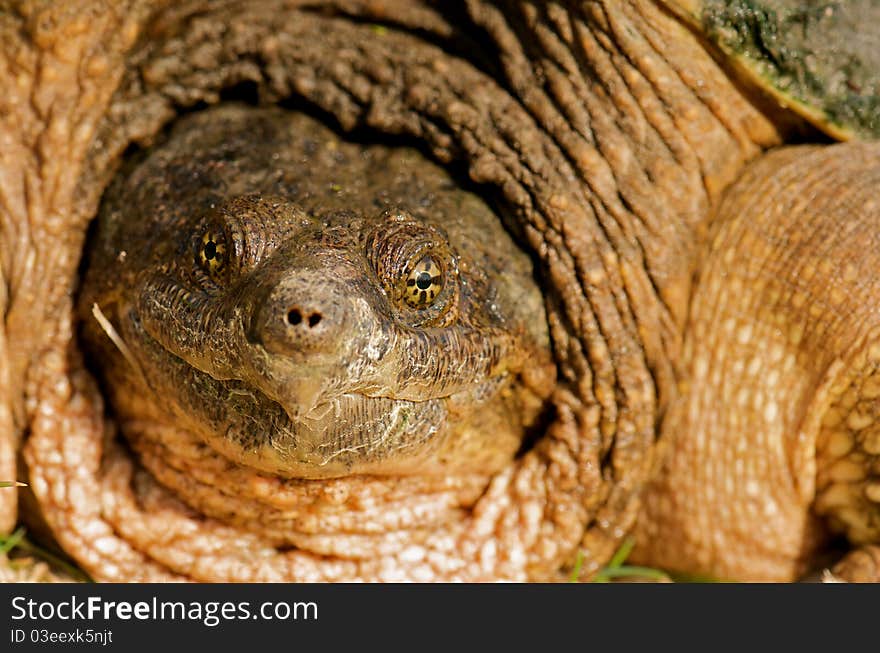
[700,0,880,139]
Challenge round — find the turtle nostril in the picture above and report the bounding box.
[286,308,322,328]
[259,285,346,355]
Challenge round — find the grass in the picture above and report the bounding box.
[570,536,723,583]
[0,526,92,582]
[1,481,92,582]
[570,537,669,583]
[591,538,671,582]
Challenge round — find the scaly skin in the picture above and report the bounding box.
[0,0,878,581]
[633,144,880,580]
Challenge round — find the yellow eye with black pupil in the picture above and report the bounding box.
[200,231,226,276]
[405,256,443,308]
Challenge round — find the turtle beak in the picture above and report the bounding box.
[273,375,332,419]
[237,252,367,417]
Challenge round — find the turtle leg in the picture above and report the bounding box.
[632,142,880,581]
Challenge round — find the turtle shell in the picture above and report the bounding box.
[663,0,880,140]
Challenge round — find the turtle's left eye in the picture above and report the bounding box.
[199,230,228,280]
[404,255,444,308]
[365,214,458,325]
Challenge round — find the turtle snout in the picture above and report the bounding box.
[253,273,352,356]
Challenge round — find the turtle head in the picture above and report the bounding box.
[113,193,552,478]
[80,105,555,479]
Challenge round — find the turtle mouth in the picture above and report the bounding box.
[215,379,451,478]
[119,306,452,478]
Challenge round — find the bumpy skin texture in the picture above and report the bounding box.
[633,144,880,580]
[0,0,878,582]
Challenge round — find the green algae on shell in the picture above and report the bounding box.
[663,0,880,140]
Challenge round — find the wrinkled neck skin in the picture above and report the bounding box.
[9,1,784,581]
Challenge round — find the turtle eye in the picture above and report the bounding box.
[199,229,228,280]
[404,255,444,308]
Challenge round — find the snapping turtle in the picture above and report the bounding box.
[0,0,879,582]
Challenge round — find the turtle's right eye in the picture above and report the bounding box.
[198,228,228,281]
[403,255,445,308]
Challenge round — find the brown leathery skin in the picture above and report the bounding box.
[14,0,880,582]
[7,0,778,582]
[633,143,880,581]
[0,0,160,535]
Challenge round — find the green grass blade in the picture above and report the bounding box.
[592,565,671,583]
[0,526,26,555]
[13,537,92,582]
[607,536,636,569]
[0,526,91,582]
[568,549,585,582]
